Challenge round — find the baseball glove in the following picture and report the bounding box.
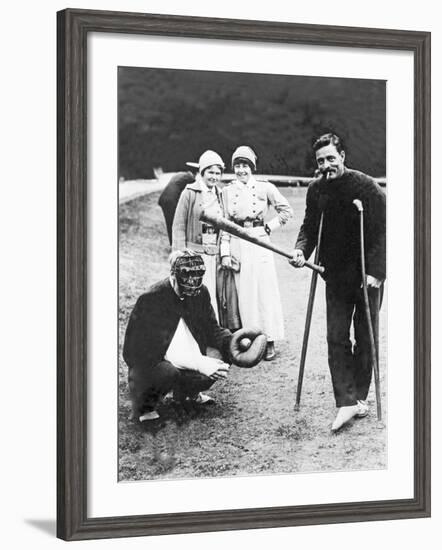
[229,327,268,368]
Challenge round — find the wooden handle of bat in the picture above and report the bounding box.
[263,242,324,274]
[200,210,325,274]
[304,260,324,274]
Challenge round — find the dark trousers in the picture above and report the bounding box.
[160,208,174,245]
[129,360,215,416]
[326,283,383,407]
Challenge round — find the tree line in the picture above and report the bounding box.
[119,67,386,180]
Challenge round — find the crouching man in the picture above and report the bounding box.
[123,249,267,422]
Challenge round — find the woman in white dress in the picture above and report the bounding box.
[172,150,225,318]
[220,146,292,360]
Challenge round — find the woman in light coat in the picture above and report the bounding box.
[172,150,225,318]
[220,146,292,360]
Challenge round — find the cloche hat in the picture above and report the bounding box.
[186,150,225,173]
[231,145,257,170]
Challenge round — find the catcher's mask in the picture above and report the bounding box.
[171,251,206,297]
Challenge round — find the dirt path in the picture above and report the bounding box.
[118,187,386,481]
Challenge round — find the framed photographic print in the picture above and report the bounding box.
[57,8,431,541]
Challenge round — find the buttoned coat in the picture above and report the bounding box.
[220,176,292,341]
[172,179,223,254]
[158,171,195,243]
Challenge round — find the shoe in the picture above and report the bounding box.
[356,400,369,418]
[139,410,160,422]
[264,341,276,361]
[192,393,215,405]
[331,404,359,432]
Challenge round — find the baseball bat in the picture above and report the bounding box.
[200,210,325,274]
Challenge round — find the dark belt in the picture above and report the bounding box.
[234,219,264,228]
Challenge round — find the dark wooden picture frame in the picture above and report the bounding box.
[57,8,431,541]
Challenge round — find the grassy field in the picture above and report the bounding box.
[118,187,387,481]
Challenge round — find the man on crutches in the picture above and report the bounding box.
[290,133,386,432]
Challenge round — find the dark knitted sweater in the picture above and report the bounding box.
[123,278,232,372]
[295,168,386,290]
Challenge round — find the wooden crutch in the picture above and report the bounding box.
[353,199,382,420]
[294,212,324,410]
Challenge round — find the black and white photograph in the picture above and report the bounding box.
[2,0,438,546]
[118,66,387,482]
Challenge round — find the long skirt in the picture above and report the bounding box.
[201,253,219,321]
[229,229,284,341]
